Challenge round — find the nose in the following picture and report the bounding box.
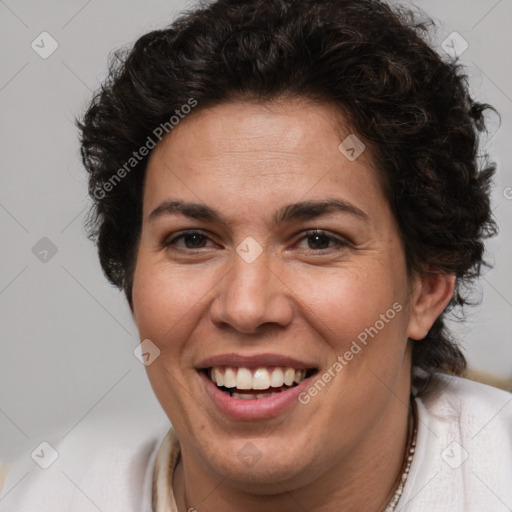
[210,249,294,334]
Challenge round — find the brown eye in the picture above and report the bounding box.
[295,230,348,251]
[306,233,331,250]
[164,231,212,249]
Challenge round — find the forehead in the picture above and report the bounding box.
[151,99,366,164]
[143,99,387,224]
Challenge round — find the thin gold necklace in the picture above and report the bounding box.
[383,397,418,512]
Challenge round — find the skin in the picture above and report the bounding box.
[131,98,455,512]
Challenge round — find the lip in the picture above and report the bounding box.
[195,352,316,370]
[198,369,316,420]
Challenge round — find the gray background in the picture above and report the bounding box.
[0,0,511,468]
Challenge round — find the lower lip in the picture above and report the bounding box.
[199,371,314,420]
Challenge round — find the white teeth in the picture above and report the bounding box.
[208,366,311,391]
[284,368,295,386]
[255,392,273,398]
[252,368,270,390]
[213,368,224,387]
[232,392,277,400]
[270,367,284,387]
[232,393,255,400]
[236,368,253,390]
[223,367,237,388]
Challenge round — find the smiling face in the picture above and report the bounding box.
[131,98,443,499]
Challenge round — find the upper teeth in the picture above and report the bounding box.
[209,366,309,390]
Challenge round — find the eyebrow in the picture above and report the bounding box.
[148,198,369,225]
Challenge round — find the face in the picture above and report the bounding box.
[131,98,423,491]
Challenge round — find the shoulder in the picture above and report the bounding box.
[420,373,512,465]
[401,373,512,512]
[422,372,512,426]
[0,417,170,512]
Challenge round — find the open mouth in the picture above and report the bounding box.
[202,366,318,399]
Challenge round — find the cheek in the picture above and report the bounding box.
[131,254,210,346]
[287,257,408,349]
[131,256,210,416]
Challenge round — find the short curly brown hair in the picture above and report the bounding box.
[78,0,498,387]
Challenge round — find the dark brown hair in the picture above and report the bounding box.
[78,0,498,388]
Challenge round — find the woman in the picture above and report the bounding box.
[1,0,510,510]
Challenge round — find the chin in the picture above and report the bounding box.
[197,433,320,490]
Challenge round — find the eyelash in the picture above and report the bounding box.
[162,229,349,252]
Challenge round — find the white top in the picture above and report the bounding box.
[1,374,511,511]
